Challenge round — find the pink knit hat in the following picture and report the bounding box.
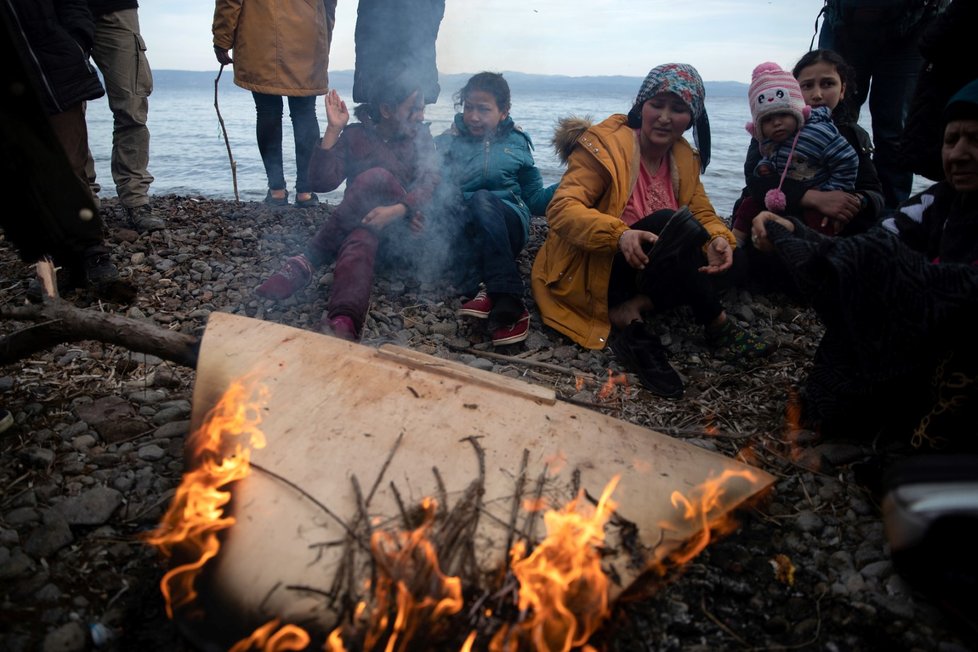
[746,62,809,139]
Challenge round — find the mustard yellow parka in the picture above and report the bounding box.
[530,114,735,350]
[213,0,336,96]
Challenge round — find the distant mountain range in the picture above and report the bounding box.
[154,69,748,98]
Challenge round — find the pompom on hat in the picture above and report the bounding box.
[746,62,810,139]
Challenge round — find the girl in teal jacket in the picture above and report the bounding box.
[436,72,556,346]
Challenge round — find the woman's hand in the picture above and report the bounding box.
[801,189,860,231]
[619,229,658,270]
[699,236,733,273]
[362,203,408,230]
[750,211,795,253]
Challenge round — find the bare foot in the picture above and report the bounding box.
[609,294,654,329]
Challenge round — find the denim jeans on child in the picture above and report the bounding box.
[457,189,527,297]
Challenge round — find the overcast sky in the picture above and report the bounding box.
[143,0,829,82]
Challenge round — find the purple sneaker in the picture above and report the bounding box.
[256,255,313,300]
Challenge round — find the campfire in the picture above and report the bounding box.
[147,313,773,650]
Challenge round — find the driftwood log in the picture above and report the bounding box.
[0,297,200,368]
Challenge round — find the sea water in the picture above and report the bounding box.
[84,70,929,215]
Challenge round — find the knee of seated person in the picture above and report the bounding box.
[347,167,401,193]
[467,189,499,214]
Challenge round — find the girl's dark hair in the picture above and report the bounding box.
[353,71,423,124]
[454,71,511,113]
[792,49,858,124]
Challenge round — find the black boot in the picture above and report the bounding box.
[610,321,684,398]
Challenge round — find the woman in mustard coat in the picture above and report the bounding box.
[532,63,769,397]
[213,0,336,207]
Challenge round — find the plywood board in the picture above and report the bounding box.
[183,312,773,642]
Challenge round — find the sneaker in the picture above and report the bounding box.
[609,321,684,398]
[294,192,319,208]
[256,255,313,300]
[491,310,530,346]
[458,289,492,318]
[321,314,357,341]
[125,204,165,233]
[264,189,289,206]
[706,318,771,361]
[0,409,13,435]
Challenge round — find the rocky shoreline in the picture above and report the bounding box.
[0,195,974,651]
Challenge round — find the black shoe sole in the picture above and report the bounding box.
[610,327,685,399]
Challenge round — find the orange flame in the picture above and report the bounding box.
[574,376,586,392]
[228,619,310,652]
[596,369,628,401]
[327,498,465,652]
[489,476,620,652]
[144,380,267,617]
[656,468,757,567]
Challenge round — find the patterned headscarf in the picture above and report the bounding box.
[632,63,712,172]
[634,63,706,122]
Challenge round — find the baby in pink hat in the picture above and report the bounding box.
[732,61,859,243]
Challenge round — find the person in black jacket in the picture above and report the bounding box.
[352,0,444,106]
[1,0,129,297]
[817,0,950,208]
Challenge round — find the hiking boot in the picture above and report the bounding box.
[321,314,357,341]
[294,192,319,209]
[125,204,165,233]
[83,248,120,285]
[458,289,492,318]
[706,318,771,362]
[83,248,136,302]
[256,255,313,300]
[491,310,530,346]
[609,321,684,398]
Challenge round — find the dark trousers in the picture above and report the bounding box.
[252,92,319,193]
[47,104,106,258]
[820,23,922,208]
[304,167,407,330]
[456,190,526,297]
[607,210,723,325]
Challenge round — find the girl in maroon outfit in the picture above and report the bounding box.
[257,78,440,340]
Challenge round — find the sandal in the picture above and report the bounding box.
[295,192,319,208]
[706,318,771,361]
[264,189,289,206]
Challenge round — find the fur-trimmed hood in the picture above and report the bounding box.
[551,115,596,164]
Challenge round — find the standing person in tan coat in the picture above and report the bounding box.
[213,0,336,208]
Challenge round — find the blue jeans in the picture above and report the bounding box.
[457,190,527,297]
[252,92,320,193]
[820,21,923,208]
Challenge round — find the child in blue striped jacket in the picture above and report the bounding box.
[732,61,858,243]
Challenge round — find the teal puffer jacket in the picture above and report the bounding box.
[435,114,556,233]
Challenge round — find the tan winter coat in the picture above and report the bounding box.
[531,114,735,350]
[213,0,336,96]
